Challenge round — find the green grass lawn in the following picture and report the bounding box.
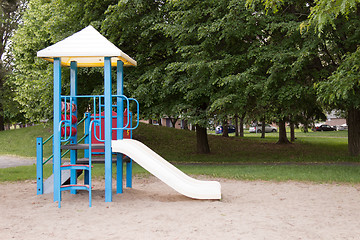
[2,162,359,184]
[0,122,359,183]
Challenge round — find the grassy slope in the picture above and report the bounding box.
[0,122,357,164]
[0,123,54,157]
[134,123,356,164]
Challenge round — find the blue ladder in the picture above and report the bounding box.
[59,164,92,207]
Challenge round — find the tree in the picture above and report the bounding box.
[163,0,264,152]
[246,1,327,143]
[104,0,256,153]
[317,48,360,155]
[11,0,115,122]
[247,0,360,155]
[308,4,360,155]
[102,0,180,123]
[0,0,25,130]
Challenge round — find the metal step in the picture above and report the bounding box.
[61,144,105,150]
[76,155,131,164]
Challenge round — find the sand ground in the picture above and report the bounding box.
[1,176,360,240]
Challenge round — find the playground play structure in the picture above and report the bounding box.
[36,26,221,207]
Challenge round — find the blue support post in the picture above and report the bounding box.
[36,137,43,195]
[70,61,78,194]
[126,160,132,188]
[53,58,62,203]
[84,112,91,158]
[126,113,132,188]
[104,57,112,202]
[116,60,124,194]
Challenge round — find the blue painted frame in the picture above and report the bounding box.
[117,60,124,194]
[84,112,91,158]
[36,137,43,195]
[70,61,78,194]
[126,113,133,188]
[44,55,138,206]
[53,58,61,203]
[104,57,112,202]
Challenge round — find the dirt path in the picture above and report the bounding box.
[0,155,36,168]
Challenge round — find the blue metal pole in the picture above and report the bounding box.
[117,61,124,140]
[36,137,43,195]
[116,60,124,194]
[126,112,132,188]
[53,58,61,203]
[104,57,112,202]
[84,112,91,158]
[84,113,90,187]
[70,61,78,194]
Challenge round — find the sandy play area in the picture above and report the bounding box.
[1,176,360,240]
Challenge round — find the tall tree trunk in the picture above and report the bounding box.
[303,122,308,133]
[234,114,239,137]
[148,119,153,124]
[158,119,162,126]
[303,116,309,133]
[222,119,229,137]
[0,106,4,131]
[261,120,265,138]
[290,122,295,142]
[0,79,4,131]
[277,119,290,144]
[0,114,4,131]
[183,120,188,130]
[170,117,178,128]
[239,113,245,137]
[348,108,360,156]
[196,124,210,154]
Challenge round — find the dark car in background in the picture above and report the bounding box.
[215,125,236,134]
[312,124,336,131]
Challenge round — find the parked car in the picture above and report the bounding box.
[215,125,236,134]
[336,124,348,131]
[249,124,277,133]
[312,124,336,131]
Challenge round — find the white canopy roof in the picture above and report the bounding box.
[37,25,137,67]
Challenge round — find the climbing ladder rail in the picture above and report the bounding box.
[36,116,88,195]
[57,119,99,207]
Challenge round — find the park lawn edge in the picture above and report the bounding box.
[1,163,360,184]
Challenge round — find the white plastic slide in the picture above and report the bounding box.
[111,139,221,199]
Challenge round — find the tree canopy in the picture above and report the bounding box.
[8,0,360,155]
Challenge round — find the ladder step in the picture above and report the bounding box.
[60,164,90,171]
[77,156,131,164]
[61,184,90,191]
[61,144,105,150]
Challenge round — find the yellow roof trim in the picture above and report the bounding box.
[41,56,136,67]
